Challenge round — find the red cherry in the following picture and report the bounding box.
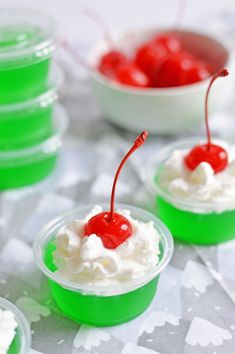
[155,51,195,87]
[84,131,148,249]
[98,50,128,78]
[82,10,128,79]
[116,63,150,88]
[180,60,213,85]
[184,68,229,173]
[135,42,168,84]
[84,212,132,249]
[184,144,228,173]
[153,33,181,54]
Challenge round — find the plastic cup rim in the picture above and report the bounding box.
[0,103,68,160]
[0,296,31,354]
[0,7,60,62]
[33,203,174,296]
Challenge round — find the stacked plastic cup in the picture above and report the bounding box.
[0,8,68,189]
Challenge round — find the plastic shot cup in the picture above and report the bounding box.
[146,138,235,244]
[0,8,59,103]
[34,204,173,327]
[0,104,68,190]
[0,84,56,151]
[0,65,63,151]
[0,297,31,354]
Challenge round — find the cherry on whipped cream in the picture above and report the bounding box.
[84,131,148,249]
[184,68,229,174]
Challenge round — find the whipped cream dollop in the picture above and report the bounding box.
[159,141,235,212]
[0,309,17,354]
[53,206,160,286]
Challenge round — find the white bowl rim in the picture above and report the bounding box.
[33,203,174,296]
[89,26,230,96]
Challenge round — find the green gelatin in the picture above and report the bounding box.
[0,23,54,103]
[0,154,58,190]
[0,106,54,150]
[8,329,21,354]
[0,58,50,104]
[157,196,235,244]
[0,19,58,150]
[44,241,159,327]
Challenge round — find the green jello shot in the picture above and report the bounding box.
[0,9,59,103]
[146,138,235,245]
[156,197,235,244]
[34,204,173,327]
[8,329,21,354]
[0,86,58,151]
[0,104,68,190]
[0,297,31,354]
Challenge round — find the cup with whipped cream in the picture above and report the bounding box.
[34,203,173,326]
[146,137,235,244]
[0,297,31,354]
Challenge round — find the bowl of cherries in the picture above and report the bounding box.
[89,28,233,134]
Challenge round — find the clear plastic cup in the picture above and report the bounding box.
[0,297,31,354]
[0,8,59,103]
[0,65,63,150]
[146,137,235,244]
[33,204,173,327]
[0,104,68,190]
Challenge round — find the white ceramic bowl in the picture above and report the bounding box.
[89,28,234,134]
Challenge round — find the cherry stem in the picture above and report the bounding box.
[81,8,114,48]
[61,38,90,71]
[205,68,228,148]
[175,0,187,29]
[108,131,148,222]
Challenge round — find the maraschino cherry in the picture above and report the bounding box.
[153,33,181,54]
[84,131,148,249]
[116,63,150,88]
[82,8,128,79]
[179,59,213,86]
[135,42,167,84]
[81,5,213,88]
[154,51,193,87]
[98,50,128,78]
[184,68,229,174]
